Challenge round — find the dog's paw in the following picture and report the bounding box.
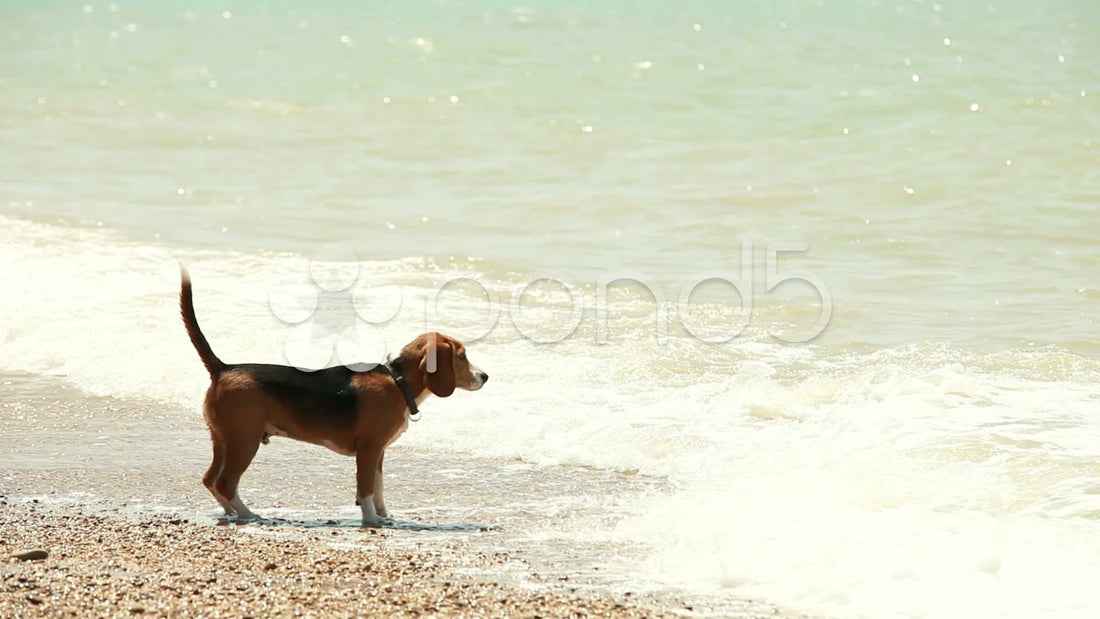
[360,516,392,529]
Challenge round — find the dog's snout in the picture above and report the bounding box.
[478,371,489,384]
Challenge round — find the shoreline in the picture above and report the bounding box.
[0,372,790,618]
[0,502,681,617]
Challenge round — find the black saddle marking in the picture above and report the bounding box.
[234,363,363,430]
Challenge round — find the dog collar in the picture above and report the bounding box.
[383,359,420,420]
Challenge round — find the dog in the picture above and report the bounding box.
[179,267,488,526]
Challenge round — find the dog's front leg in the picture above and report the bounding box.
[372,450,388,518]
[356,445,385,527]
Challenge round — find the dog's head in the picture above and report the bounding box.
[408,332,488,397]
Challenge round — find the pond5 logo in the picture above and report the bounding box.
[267,243,402,371]
[268,240,833,370]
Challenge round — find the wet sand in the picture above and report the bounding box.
[0,372,666,590]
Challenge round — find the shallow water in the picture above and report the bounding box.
[2,1,1099,617]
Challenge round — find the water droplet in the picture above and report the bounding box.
[943,38,951,46]
[1058,54,1065,63]
[176,187,185,195]
[386,222,396,230]
[903,186,915,194]
[969,102,981,112]
[842,127,850,134]
[125,23,136,32]
[449,95,458,103]
[83,4,93,14]
[581,125,594,133]
[697,63,705,71]
[634,60,653,71]
[911,74,920,82]
[208,80,218,88]
[693,23,702,32]
[340,35,353,46]
[381,97,391,104]
[222,11,232,19]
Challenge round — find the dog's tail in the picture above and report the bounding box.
[180,266,225,379]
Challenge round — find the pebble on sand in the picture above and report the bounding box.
[12,549,48,561]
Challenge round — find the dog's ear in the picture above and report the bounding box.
[420,337,456,397]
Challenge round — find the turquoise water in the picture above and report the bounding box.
[2,1,1099,617]
[3,1,1097,349]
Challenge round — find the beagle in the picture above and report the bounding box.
[179,267,488,526]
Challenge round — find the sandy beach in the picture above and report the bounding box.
[0,502,683,617]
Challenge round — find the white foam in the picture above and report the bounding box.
[405,341,1100,618]
[0,215,426,407]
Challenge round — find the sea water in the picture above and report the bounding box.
[1,1,1099,617]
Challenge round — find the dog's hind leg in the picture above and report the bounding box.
[203,435,233,514]
[213,431,262,521]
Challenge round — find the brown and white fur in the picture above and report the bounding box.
[179,267,488,526]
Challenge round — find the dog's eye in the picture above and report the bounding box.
[458,352,467,361]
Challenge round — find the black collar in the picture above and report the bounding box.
[383,358,420,419]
